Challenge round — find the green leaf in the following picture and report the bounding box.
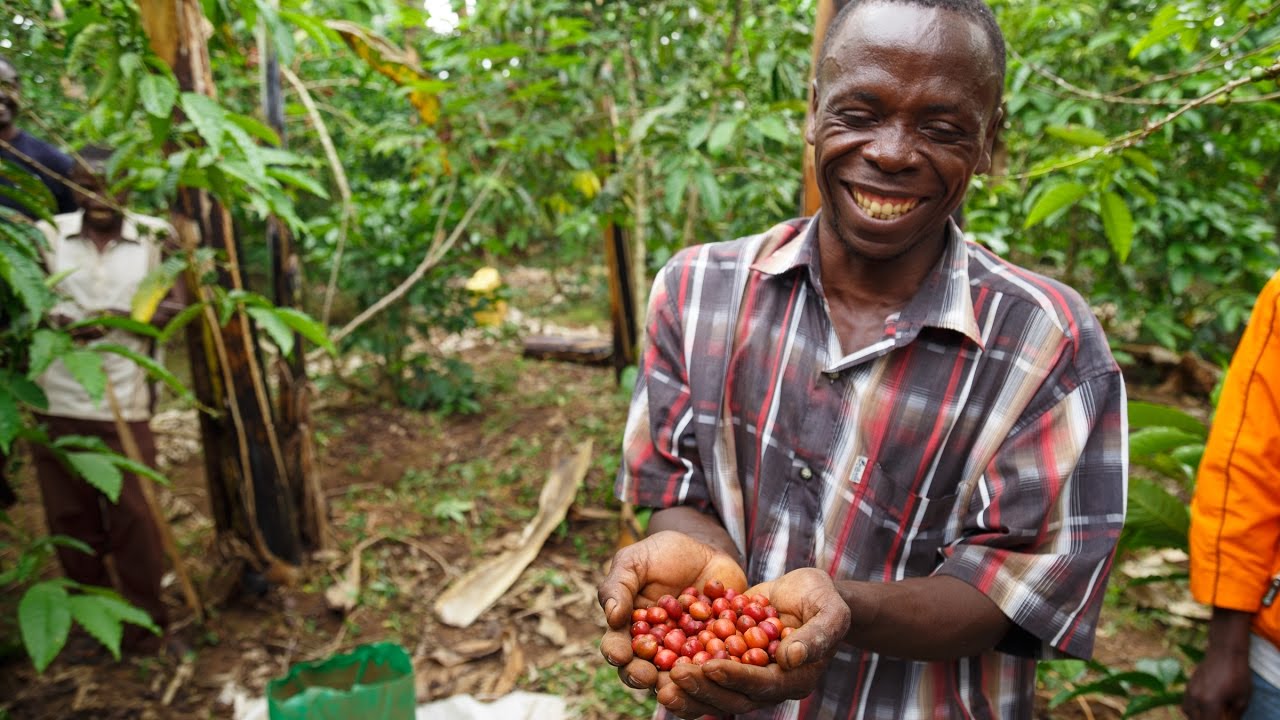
[1129,427,1204,458]
[686,120,712,150]
[272,307,337,356]
[61,350,106,403]
[664,168,689,217]
[159,301,206,343]
[1121,478,1190,552]
[1045,124,1109,147]
[6,373,48,410]
[92,343,192,403]
[266,167,328,198]
[67,595,123,659]
[106,456,168,487]
[65,452,123,501]
[707,119,739,156]
[1128,401,1206,434]
[695,170,723,220]
[19,582,71,673]
[246,306,295,358]
[1023,181,1088,228]
[181,92,227,149]
[752,116,792,144]
[1124,692,1183,717]
[1099,191,1135,263]
[0,239,54,323]
[1129,4,1184,59]
[69,315,160,339]
[28,329,72,379]
[138,72,177,119]
[1122,149,1158,175]
[0,386,18,454]
[228,112,281,147]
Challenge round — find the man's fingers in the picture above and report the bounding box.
[618,657,658,689]
[657,673,741,719]
[777,597,850,671]
[600,629,634,667]
[668,662,765,715]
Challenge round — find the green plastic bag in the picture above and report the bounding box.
[268,642,415,720]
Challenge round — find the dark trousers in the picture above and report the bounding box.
[31,416,169,645]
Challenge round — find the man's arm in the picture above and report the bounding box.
[838,576,1010,660]
[1185,272,1280,719]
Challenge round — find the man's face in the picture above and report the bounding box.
[0,61,19,128]
[71,165,126,229]
[806,3,1003,261]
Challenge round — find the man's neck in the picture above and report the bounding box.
[81,216,125,251]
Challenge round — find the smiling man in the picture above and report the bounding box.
[598,1,1128,718]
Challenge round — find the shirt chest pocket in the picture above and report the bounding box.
[854,461,959,581]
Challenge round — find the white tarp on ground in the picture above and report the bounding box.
[226,688,568,720]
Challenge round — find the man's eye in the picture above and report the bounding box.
[923,123,963,137]
[843,113,876,127]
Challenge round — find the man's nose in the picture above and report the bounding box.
[862,126,918,173]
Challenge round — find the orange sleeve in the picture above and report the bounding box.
[1190,271,1280,611]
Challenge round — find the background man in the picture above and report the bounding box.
[598,1,1128,717]
[1185,270,1280,720]
[0,56,76,219]
[33,146,183,658]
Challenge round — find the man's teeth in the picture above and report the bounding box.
[854,190,920,220]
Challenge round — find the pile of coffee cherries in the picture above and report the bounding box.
[629,579,793,671]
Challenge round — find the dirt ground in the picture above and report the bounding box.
[0,308,1209,719]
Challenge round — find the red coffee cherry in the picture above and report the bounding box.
[631,620,651,637]
[780,626,793,639]
[632,608,648,623]
[703,579,726,599]
[681,586,699,598]
[744,603,768,623]
[659,595,683,619]
[767,639,780,658]
[680,637,704,657]
[743,648,770,666]
[692,650,712,665]
[647,607,669,625]
[724,634,748,657]
[758,618,781,641]
[632,634,659,661]
[711,618,737,640]
[653,648,678,671]
[744,626,770,650]
[735,615,757,633]
[689,601,713,621]
[723,588,739,601]
[705,637,726,655]
[663,629,688,654]
[711,598,731,615]
[678,593,698,611]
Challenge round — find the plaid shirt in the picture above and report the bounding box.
[618,217,1128,719]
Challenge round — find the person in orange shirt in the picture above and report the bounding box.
[1185,270,1280,720]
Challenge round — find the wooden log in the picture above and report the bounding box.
[521,335,613,366]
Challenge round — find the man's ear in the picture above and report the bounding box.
[805,80,820,146]
[976,105,1004,175]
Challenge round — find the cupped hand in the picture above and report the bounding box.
[657,567,851,718]
[598,530,747,690]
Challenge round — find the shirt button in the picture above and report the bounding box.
[799,466,813,480]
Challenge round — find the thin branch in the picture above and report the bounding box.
[998,59,1280,181]
[281,66,354,329]
[1111,0,1280,94]
[1011,43,1280,107]
[309,156,510,360]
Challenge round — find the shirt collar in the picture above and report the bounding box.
[752,215,985,350]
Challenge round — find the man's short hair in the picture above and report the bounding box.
[821,0,1006,93]
[73,145,115,178]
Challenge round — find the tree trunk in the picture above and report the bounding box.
[260,12,330,551]
[139,0,302,578]
[801,0,843,216]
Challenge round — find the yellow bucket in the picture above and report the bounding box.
[465,267,508,327]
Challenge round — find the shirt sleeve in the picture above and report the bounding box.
[1189,272,1280,612]
[615,260,714,513]
[936,368,1128,660]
